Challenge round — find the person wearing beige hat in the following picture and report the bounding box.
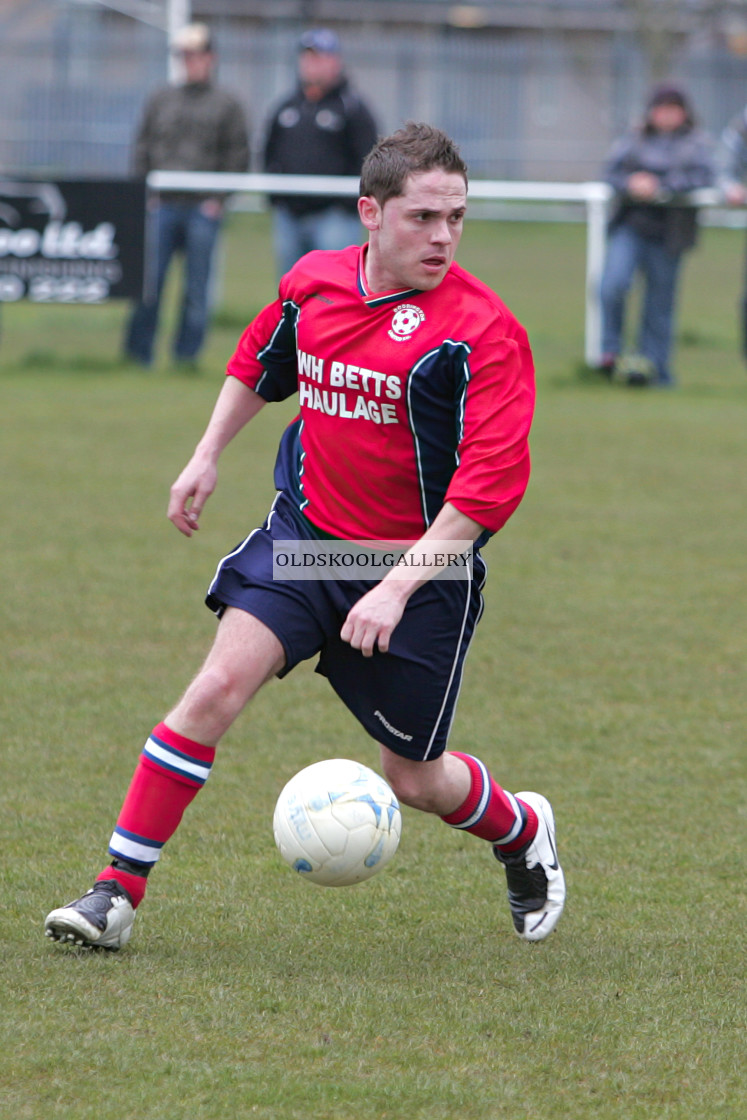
[123,23,249,368]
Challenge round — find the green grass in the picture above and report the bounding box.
[1,215,745,1119]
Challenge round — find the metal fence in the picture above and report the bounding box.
[2,5,747,181]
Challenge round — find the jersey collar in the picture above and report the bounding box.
[357,244,422,308]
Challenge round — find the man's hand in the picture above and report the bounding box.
[724,181,747,206]
[627,171,660,200]
[167,455,218,536]
[199,198,224,220]
[340,582,408,657]
[341,503,484,656]
[166,378,267,537]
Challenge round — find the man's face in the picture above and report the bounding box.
[181,49,213,84]
[359,170,467,293]
[649,102,687,132]
[298,49,342,98]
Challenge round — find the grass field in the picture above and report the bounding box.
[1,214,745,1120]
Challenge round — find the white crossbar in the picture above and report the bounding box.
[146,171,725,366]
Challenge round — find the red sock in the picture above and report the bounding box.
[441,752,537,849]
[100,722,216,907]
[97,864,149,909]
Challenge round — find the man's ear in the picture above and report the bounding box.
[358,195,382,232]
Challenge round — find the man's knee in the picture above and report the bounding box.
[188,661,249,714]
[379,750,435,811]
[167,663,254,744]
[600,273,628,305]
[169,613,285,741]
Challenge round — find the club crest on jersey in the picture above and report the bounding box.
[388,303,425,342]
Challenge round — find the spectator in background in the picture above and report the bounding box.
[598,84,714,387]
[262,28,378,279]
[718,105,747,363]
[124,23,249,369]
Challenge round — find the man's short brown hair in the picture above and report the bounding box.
[360,121,468,206]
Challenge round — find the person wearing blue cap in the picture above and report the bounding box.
[262,29,378,279]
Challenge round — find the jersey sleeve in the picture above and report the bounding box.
[602,133,638,193]
[444,321,535,534]
[226,297,300,402]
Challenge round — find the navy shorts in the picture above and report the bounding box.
[205,492,486,761]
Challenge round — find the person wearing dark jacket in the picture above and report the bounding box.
[262,28,378,279]
[598,84,714,386]
[717,105,747,361]
[124,23,249,368]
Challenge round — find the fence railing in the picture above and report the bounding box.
[147,171,727,366]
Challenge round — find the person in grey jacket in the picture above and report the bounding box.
[598,84,714,386]
[124,23,249,368]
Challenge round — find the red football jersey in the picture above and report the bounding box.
[227,244,535,542]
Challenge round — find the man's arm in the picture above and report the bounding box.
[718,110,747,204]
[132,105,153,178]
[344,95,379,173]
[340,502,484,657]
[666,131,715,194]
[602,134,639,194]
[224,99,250,174]
[201,97,250,218]
[261,108,282,173]
[167,377,266,537]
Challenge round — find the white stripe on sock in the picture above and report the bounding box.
[109,831,162,865]
[494,792,524,846]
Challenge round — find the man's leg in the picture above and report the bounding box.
[174,206,221,363]
[123,204,181,366]
[45,609,285,949]
[379,746,533,843]
[638,241,681,385]
[599,224,640,366]
[271,205,308,280]
[740,236,747,363]
[379,745,565,942]
[308,205,363,253]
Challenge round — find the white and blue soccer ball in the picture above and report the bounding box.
[273,758,401,887]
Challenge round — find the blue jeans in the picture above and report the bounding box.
[124,202,221,365]
[271,205,363,280]
[600,223,683,385]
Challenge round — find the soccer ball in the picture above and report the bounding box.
[273,758,401,887]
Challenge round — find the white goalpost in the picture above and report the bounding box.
[146,170,723,368]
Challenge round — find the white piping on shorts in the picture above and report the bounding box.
[206,491,282,600]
